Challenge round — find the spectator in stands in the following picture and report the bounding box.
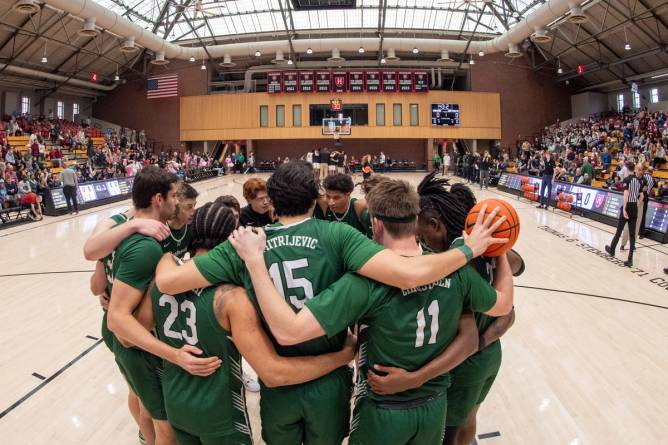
[0,179,7,208]
[60,161,79,215]
[247,152,256,173]
[609,172,624,192]
[554,164,567,182]
[5,146,16,165]
[239,178,274,227]
[17,174,31,199]
[529,154,541,176]
[582,173,592,186]
[573,167,584,184]
[479,151,492,190]
[433,152,441,172]
[50,145,63,168]
[581,156,594,181]
[538,151,556,209]
[20,191,42,220]
[443,151,451,177]
[5,176,18,206]
[379,151,386,173]
[654,143,667,168]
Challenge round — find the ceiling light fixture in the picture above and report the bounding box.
[41,41,47,64]
[469,54,475,65]
[478,50,485,57]
[651,73,668,79]
[255,50,261,57]
[557,58,563,74]
[201,59,206,70]
[114,64,120,81]
[624,27,631,51]
[306,47,313,55]
[412,47,419,54]
[189,55,195,62]
[287,58,294,65]
[380,57,386,64]
[358,46,365,54]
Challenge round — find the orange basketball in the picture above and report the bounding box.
[465,198,520,257]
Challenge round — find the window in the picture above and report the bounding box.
[292,105,302,127]
[375,103,385,126]
[650,88,659,104]
[409,104,419,126]
[632,91,640,109]
[616,94,624,112]
[72,103,80,119]
[393,104,402,126]
[259,105,268,127]
[21,96,30,114]
[56,101,64,119]
[276,105,285,127]
[308,104,368,126]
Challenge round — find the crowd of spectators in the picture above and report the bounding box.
[509,108,668,198]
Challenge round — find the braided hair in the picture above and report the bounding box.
[188,202,237,256]
[417,171,476,249]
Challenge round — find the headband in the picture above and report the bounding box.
[372,213,417,223]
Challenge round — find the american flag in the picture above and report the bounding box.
[147,74,178,99]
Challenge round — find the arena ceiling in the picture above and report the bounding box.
[0,0,666,98]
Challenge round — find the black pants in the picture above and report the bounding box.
[63,185,78,213]
[610,202,638,259]
[639,195,649,236]
[540,174,553,207]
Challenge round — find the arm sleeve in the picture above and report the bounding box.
[115,238,163,291]
[193,241,244,285]
[305,273,377,337]
[458,265,497,313]
[329,222,384,272]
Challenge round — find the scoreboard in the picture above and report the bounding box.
[44,177,135,216]
[267,70,429,94]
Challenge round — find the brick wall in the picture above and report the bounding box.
[93,60,208,151]
[470,53,572,150]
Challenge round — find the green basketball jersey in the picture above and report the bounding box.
[193,218,383,358]
[305,263,497,402]
[161,223,192,258]
[102,212,131,296]
[314,197,367,234]
[450,238,497,334]
[151,284,251,438]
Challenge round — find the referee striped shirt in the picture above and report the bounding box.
[623,174,642,203]
[643,173,655,196]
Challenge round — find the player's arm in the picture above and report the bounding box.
[155,253,211,294]
[90,260,107,296]
[484,253,514,317]
[353,198,367,219]
[366,310,479,395]
[479,308,515,350]
[222,287,355,387]
[83,216,170,261]
[358,205,508,289]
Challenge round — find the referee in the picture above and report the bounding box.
[606,162,642,267]
[639,166,656,239]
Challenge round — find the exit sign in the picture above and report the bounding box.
[577,64,585,75]
[90,72,98,82]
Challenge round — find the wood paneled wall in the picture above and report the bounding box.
[180,91,501,141]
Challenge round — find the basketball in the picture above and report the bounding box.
[465,198,520,257]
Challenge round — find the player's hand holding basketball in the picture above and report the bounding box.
[229,226,267,262]
[463,204,509,258]
[174,345,222,377]
[131,218,171,241]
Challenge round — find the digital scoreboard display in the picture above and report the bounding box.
[431,103,460,126]
[646,200,668,233]
[45,177,135,214]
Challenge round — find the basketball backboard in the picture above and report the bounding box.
[322,117,352,136]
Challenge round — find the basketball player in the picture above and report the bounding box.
[105,167,206,445]
[227,178,514,445]
[214,195,240,227]
[414,174,521,445]
[314,173,369,234]
[161,182,198,258]
[134,202,356,444]
[155,161,507,445]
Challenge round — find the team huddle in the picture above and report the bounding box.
[84,161,523,445]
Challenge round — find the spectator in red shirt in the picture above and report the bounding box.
[49,146,62,167]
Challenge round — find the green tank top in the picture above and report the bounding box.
[161,223,192,258]
[102,212,130,296]
[314,197,366,234]
[151,284,250,437]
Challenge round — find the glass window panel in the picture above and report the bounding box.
[293,105,302,127]
[276,105,285,127]
[260,105,269,128]
[376,104,385,126]
[393,104,402,126]
[650,88,659,103]
[409,104,419,126]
